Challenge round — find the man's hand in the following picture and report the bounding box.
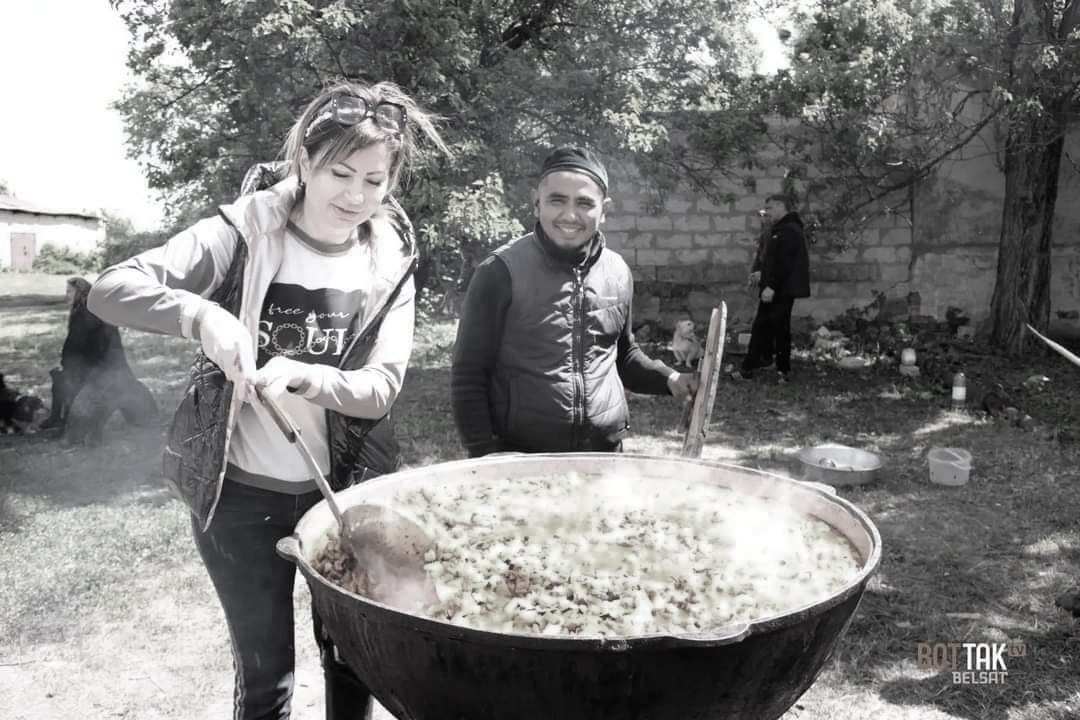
[667,371,699,401]
[748,270,761,287]
[196,303,256,403]
[761,286,775,303]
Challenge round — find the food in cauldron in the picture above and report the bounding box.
[313,471,860,636]
[283,454,881,720]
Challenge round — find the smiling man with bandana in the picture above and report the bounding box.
[450,146,698,456]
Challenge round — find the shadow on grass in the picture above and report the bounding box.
[700,364,1080,719]
[0,353,450,536]
[0,422,176,527]
[0,293,68,309]
[875,621,1080,720]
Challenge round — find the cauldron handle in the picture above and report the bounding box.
[276,534,303,564]
[659,623,751,647]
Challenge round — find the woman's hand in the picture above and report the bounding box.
[196,304,256,403]
[256,356,314,398]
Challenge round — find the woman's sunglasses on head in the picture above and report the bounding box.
[305,94,407,142]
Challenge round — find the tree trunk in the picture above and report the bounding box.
[986,0,1073,354]
[987,105,1065,353]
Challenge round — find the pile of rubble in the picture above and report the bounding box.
[793,313,1075,442]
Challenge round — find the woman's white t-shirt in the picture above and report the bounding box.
[228,222,375,491]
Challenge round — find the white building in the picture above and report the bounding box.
[0,195,104,270]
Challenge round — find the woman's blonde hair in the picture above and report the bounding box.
[281,80,447,191]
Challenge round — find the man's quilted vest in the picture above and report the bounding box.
[490,233,632,452]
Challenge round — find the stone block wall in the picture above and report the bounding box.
[603,165,914,334]
[601,128,1080,337]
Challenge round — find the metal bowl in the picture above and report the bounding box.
[277,453,881,720]
[796,444,883,486]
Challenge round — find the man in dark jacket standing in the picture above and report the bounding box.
[451,146,698,456]
[735,193,811,383]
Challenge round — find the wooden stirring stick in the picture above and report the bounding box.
[681,302,727,458]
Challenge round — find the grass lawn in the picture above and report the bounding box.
[1,271,1078,719]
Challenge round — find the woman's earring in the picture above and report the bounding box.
[298,177,306,190]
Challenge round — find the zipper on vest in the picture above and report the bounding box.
[571,266,585,448]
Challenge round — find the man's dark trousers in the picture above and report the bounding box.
[741,296,796,375]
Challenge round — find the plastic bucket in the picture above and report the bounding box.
[928,447,972,486]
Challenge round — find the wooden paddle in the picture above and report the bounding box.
[680,302,728,458]
[257,387,437,609]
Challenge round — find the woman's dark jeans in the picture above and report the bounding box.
[191,478,371,720]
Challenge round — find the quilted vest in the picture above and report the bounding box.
[490,233,632,452]
[164,191,416,531]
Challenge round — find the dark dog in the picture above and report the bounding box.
[64,366,158,444]
[39,277,157,443]
[0,374,47,434]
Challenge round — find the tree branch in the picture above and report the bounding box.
[826,98,1009,220]
[153,65,233,113]
[1059,0,1079,40]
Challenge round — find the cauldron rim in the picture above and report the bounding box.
[280,452,882,650]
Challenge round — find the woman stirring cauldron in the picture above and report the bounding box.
[89,80,447,719]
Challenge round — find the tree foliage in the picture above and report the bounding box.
[768,0,1009,244]
[110,0,1079,351]
[110,0,767,289]
[767,0,1079,351]
[413,172,525,315]
[98,211,169,269]
[31,245,100,276]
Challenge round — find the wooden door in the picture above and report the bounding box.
[10,232,36,271]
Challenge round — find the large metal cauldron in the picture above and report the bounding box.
[277,453,881,720]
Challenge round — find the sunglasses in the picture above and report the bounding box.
[304,94,407,141]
